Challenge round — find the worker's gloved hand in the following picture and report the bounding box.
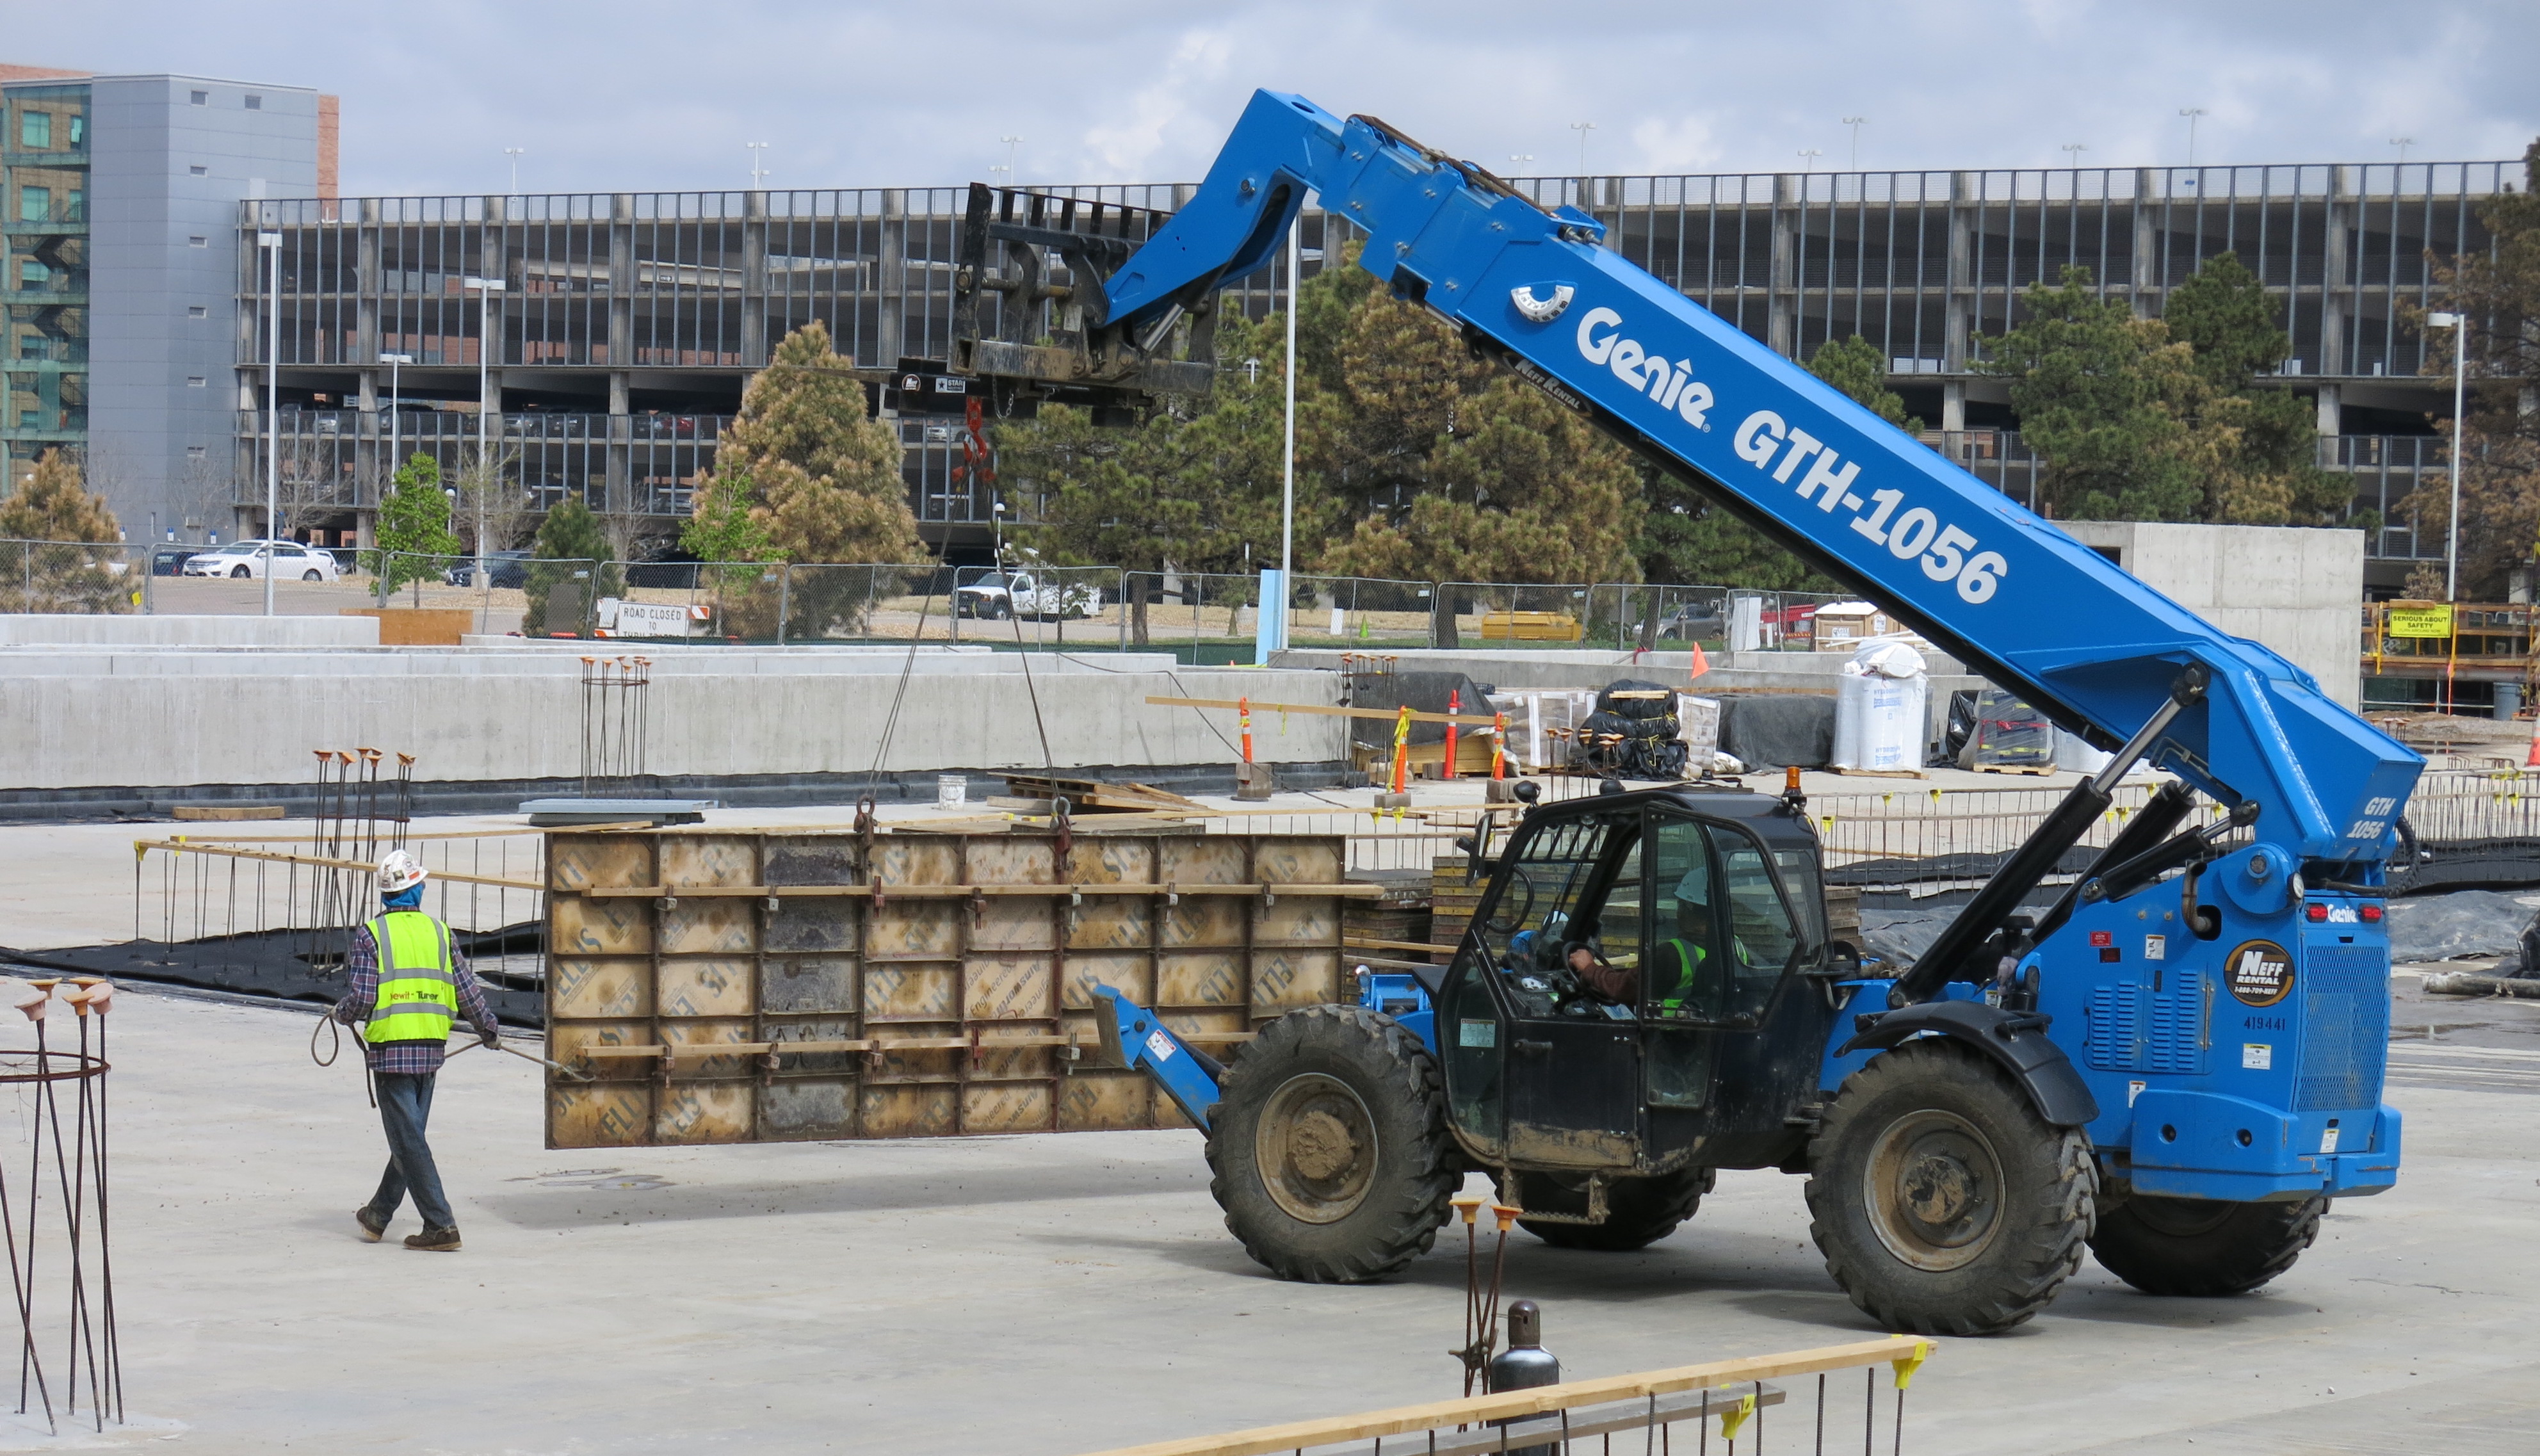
[480,1026,501,1049]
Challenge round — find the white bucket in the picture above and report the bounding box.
[936,774,967,808]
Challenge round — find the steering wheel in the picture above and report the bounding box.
[1483,865,1537,935]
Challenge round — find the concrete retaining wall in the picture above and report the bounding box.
[0,613,380,647]
[2062,522,2364,708]
[0,645,1343,790]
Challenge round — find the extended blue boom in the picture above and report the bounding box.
[1099,92,2421,874]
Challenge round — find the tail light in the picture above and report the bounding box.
[2359,903,2384,922]
[2304,903,2329,921]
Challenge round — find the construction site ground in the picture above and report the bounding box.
[0,798,2534,1453]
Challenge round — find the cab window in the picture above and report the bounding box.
[1475,813,1633,1019]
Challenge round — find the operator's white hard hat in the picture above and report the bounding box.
[377,850,429,896]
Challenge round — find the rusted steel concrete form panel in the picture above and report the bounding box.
[543,829,1350,1149]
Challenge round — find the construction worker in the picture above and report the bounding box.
[334,850,500,1252]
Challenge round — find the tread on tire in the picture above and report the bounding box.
[2089,1193,2324,1297]
[1804,1040,2095,1336]
[1206,1004,1457,1284]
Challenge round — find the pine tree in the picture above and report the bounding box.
[0,451,130,613]
[1808,334,1922,432]
[0,448,122,543]
[521,497,620,636]
[1981,266,2208,521]
[2163,252,2345,524]
[371,453,462,592]
[711,321,923,565]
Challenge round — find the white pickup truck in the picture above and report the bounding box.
[952,570,1101,620]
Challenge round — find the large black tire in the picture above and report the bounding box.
[1501,1167,1717,1251]
[2089,1193,2324,1296]
[1804,1041,2095,1336]
[1206,1005,1458,1283]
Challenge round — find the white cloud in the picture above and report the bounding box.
[1076,28,1237,182]
[1629,117,1724,174]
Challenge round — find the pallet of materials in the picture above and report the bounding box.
[541,828,1364,1149]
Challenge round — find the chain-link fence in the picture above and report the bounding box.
[1,538,143,615]
[10,535,1871,659]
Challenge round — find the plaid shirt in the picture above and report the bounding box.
[334,914,498,1074]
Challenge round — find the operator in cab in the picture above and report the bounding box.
[1565,897,1717,1012]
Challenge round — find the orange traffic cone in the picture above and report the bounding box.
[2525,711,2539,769]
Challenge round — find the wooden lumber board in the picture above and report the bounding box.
[134,839,540,891]
[1066,1338,1935,1456]
[579,882,1383,898]
[1316,1387,1790,1456]
[1147,695,1502,727]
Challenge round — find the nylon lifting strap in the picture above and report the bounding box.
[365,910,458,1045]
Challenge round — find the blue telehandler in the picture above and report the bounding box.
[964,93,2420,1335]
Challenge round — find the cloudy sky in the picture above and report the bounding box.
[10,0,2534,195]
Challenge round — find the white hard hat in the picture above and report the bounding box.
[377,850,428,896]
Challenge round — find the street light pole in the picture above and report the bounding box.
[2429,311,2469,601]
[747,142,770,188]
[259,229,281,616]
[2179,108,2206,168]
[505,147,525,197]
[1841,117,1866,170]
[380,352,411,480]
[463,276,506,592]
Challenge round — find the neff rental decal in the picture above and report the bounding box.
[1732,410,2008,604]
[2226,939,2295,1008]
[1575,307,1715,429]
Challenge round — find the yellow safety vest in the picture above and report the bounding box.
[1655,937,1708,1012]
[364,910,458,1044]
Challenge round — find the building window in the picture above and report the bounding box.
[66,190,81,220]
[186,376,206,387]
[189,165,207,176]
[244,95,261,111]
[67,116,81,147]
[190,90,207,106]
[20,113,51,150]
[18,187,45,223]
[186,446,206,460]
[187,236,206,248]
[188,305,207,318]
[19,261,47,288]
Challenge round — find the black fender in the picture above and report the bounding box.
[1837,1000,2099,1128]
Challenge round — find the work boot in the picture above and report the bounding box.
[355,1208,387,1243]
[403,1226,462,1252]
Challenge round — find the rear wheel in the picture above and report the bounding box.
[2088,1193,2324,1296]
[1805,1041,2095,1335]
[1207,1005,1457,1283]
[302,569,323,581]
[1501,1167,1716,1251]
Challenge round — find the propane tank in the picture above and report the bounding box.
[1486,1300,1562,1456]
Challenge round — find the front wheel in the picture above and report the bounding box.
[2088,1193,2324,1297]
[1502,1167,1716,1251]
[1206,1005,1457,1283]
[1805,1041,2095,1335]
[229,565,251,579]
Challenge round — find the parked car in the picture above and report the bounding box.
[442,550,532,589]
[953,570,1100,620]
[179,540,342,582]
[1655,602,1726,642]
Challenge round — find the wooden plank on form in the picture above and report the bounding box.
[1146,695,1502,727]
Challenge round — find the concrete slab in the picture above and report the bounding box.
[0,975,2516,1455]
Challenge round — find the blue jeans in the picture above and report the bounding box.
[364,1071,455,1231]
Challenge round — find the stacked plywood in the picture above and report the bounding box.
[542,829,1354,1149]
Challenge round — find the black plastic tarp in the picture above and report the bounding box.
[1716,693,1837,770]
[1345,671,1498,750]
